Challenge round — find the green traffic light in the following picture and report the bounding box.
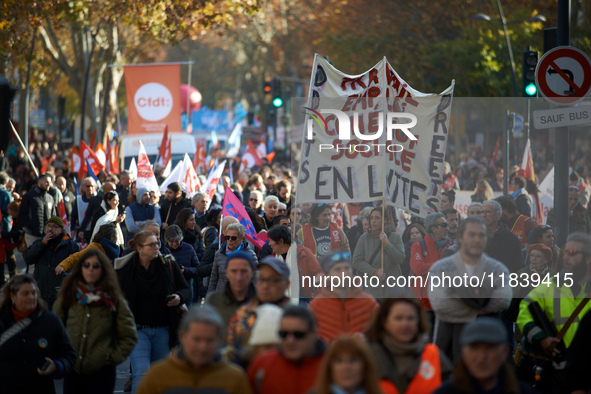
[525,83,537,96]
[272,97,283,107]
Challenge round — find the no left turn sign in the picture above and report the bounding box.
[535,46,591,104]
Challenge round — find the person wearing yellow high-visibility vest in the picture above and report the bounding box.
[516,232,591,393]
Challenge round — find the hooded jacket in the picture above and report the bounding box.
[23,234,80,304]
[124,187,161,235]
[208,240,258,293]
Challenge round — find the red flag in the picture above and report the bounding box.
[239,140,263,173]
[489,136,500,168]
[182,155,201,195]
[193,140,206,174]
[222,186,266,249]
[57,199,68,229]
[520,139,535,182]
[113,144,120,174]
[105,137,112,174]
[211,141,221,159]
[158,125,170,167]
[80,140,104,175]
[266,152,276,163]
[71,146,83,179]
[90,129,97,150]
[201,160,226,200]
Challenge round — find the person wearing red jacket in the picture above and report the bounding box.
[309,252,378,342]
[410,213,450,314]
[248,305,326,394]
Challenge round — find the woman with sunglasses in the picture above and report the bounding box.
[0,274,76,394]
[313,335,382,394]
[114,230,191,393]
[409,213,450,320]
[365,294,452,394]
[53,249,137,393]
[297,203,350,261]
[208,222,258,293]
[352,207,404,299]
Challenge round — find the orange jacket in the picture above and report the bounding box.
[379,343,442,394]
[309,285,378,342]
[507,214,537,248]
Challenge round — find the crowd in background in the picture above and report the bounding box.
[0,135,591,394]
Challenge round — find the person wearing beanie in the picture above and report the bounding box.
[124,187,161,242]
[309,252,378,342]
[23,216,80,310]
[242,304,283,362]
[205,251,256,327]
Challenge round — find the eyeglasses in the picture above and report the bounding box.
[84,184,95,188]
[82,261,101,269]
[46,224,61,230]
[435,222,449,228]
[539,225,552,230]
[481,210,495,215]
[278,330,308,340]
[563,249,583,256]
[142,241,161,248]
[250,198,258,201]
[226,236,240,241]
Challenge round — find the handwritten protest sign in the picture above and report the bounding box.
[297,55,454,218]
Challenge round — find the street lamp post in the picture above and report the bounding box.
[473,3,546,97]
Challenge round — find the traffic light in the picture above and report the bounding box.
[522,49,539,97]
[271,78,283,107]
[263,81,272,95]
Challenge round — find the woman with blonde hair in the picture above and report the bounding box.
[53,249,137,393]
[313,335,382,394]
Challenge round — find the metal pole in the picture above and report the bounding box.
[10,120,38,177]
[554,0,570,247]
[81,27,97,142]
[186,60,192,132]
[504,110,510,193]
[496,0,519,97]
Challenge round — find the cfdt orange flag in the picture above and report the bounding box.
[124,65,182,134]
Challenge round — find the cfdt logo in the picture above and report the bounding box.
[134,83,173,121]
[303,107,418,153]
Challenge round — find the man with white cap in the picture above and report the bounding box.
[434,317,536,394]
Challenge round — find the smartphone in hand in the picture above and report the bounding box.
[165,295,175,302]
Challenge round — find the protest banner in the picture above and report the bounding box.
[136,141,159,192]
[297,55,454,218]
[222,186,267,249]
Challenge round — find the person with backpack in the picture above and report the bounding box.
[53,249,137,394]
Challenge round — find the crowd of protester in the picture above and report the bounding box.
[0,137,591,394]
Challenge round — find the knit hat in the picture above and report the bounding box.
[248,304,283,346]
[461,317,507,346]
[528,243,553,261]
[46,216,64,228]
[225,251,256,271]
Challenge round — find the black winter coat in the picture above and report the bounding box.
[18,186,56,236]
[115,252,191,347]
[23,235,80,305]
[485,223,523,273]
[160,193,193,225]
[0,307,76,394]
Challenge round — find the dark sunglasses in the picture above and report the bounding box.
[563,249,583,256]
[249,198,259,201]
[226,236,240,241]
[278,330,308,340]
[82,261,101,269]
[435,222,449,228]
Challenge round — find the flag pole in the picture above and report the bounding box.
[10,120,38,177]
[381,198,385,271]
